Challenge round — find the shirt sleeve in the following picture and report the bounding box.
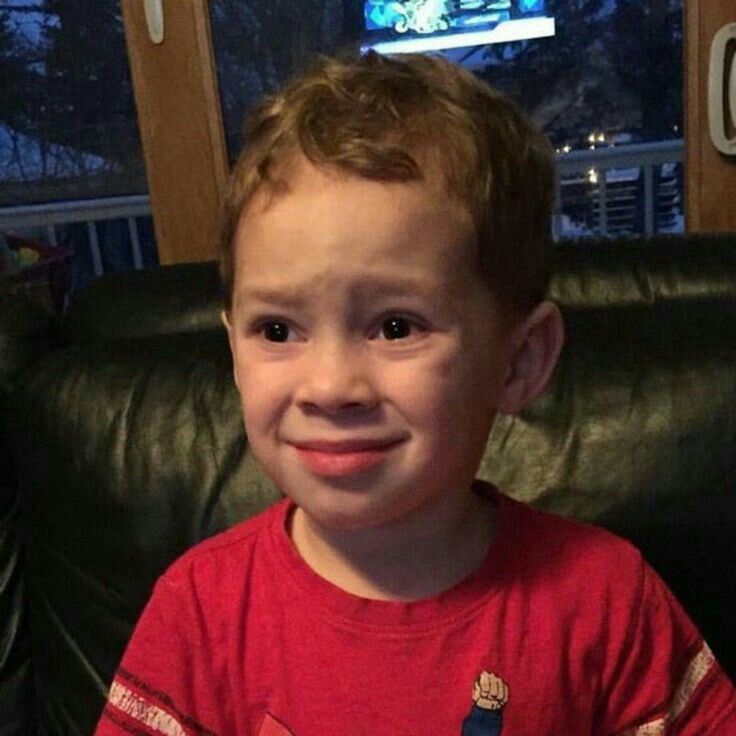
[93,567,224,736]
[597,557,736,736]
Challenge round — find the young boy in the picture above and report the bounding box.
[96,52,736,735]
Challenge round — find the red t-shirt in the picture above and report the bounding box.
[95,485,736,735]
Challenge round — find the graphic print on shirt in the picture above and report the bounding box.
[461,671,508,736]
[255,671,510,736]
[258,670,509,736]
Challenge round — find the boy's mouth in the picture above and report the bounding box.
[290,438,404,477]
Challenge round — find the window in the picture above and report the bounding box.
[210,0,363,163]
[209,0,684,239]
[0,0,156,301]
[472,0,684,237]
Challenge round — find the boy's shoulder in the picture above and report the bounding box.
[498,488,640,561]
[160,498,289,587]
[494,488,647,598]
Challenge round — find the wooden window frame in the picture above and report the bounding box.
[121,1,228,264]
[684,1,736,233]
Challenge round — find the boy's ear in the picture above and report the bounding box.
[497,300,564,416]
[220,310,241,392]
[220,309,232,334]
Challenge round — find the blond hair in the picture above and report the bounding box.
[220,51,555,316]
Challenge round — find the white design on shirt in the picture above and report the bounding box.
[620,642,716,736]
[108,680,188,736]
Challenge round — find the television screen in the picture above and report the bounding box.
[362,0,555,54]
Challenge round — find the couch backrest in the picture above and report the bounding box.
[0,293,61,736]
[6,233,736,733]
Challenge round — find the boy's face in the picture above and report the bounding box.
[224,160,518,532]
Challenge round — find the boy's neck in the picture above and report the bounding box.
[289,485,498,602]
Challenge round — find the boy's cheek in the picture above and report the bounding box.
[414,347,502,401]
[233,354,284,389]
[237,371,294,424]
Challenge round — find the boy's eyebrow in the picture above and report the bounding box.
[353,275,438,297]
[238,276,439,307]
[236,286,307,310]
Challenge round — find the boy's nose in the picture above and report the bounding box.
[295,343,379,415]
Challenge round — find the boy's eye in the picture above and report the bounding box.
[261,321,291,342]
[379,316,415,340]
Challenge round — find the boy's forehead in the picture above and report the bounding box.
[237,197,474,276]
[240,164,472,262]
[229,165,493,313]
[229,155,490,297]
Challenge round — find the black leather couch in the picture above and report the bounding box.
[2,233,735,734]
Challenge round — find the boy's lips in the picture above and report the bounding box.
[290,438,404,477]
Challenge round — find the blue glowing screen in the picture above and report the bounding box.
[363,0,553,54]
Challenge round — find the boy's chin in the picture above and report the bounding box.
[289,487,422,535]
[295,500,391,534]
[292,492,446,534]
